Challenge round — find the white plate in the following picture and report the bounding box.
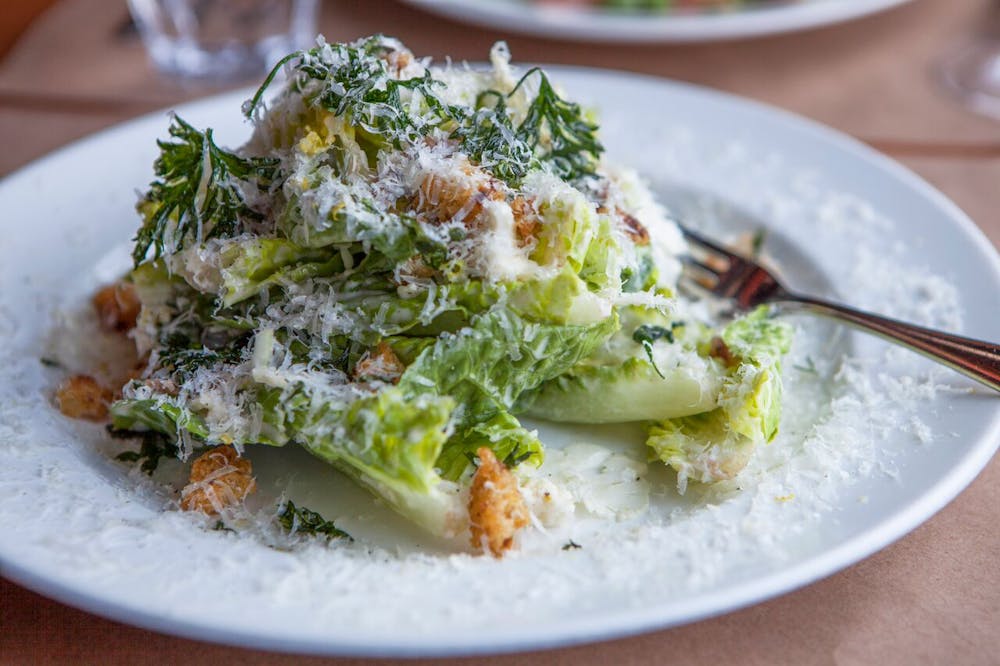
[401,0,912,43]
[1,66,998,657]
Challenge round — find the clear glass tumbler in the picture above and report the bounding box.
[937,7,1000,120]
[127,0,319,80]
[939,40,1000,120]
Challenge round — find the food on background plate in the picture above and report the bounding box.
[57,35,791,557]
[537,0,792,12]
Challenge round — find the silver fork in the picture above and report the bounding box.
[677,223,1000,392]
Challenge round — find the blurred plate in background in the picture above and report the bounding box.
[401,0,913,43]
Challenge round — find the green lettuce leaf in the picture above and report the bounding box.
[262,301,614,529]
[528,177,598,273]
[579,212,622,292]
[506,268,612,326]
[110,397,210,442]
[397,307,618,479]
[263,385,463,535]
[217,238,344,307]
[523,355,720,423]
[522,305,718,422]
[434,411,542,482]
[398,308,618,417]
[279,167,446,266]
[646,307,793,488]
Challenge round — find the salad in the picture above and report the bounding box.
[56,36,791,557]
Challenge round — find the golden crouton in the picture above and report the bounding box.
[55,375,112,421]
[92,282,141,332]
[708,336,739,368]
[396,256,437,281]
[620,211,650,246]
[382,48,413,76]
[511,196,540,246]
[353,341,406,384]
[598,206,649,246]
[468,447,530,557]
[417,162,504,226]
[180,445,256,515]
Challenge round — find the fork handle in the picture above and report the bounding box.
[773,295,1000,391]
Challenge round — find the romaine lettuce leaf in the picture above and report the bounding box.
[523,355,720,423]
[579,211,621,292]
[110,397,210,441]
[398,308,618,417]
[434,411,542,482]
[527,174,597,272]
[217,238,343,306]
[263,299,612,530]
[521,304,718,422]
[259,306,617,530]
[506,268,612,326]
[280,167,443,264]
[263,385,464,535]
[397,307,618,479]
[646,307,792,488]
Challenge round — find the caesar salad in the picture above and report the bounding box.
[55,35,791,557]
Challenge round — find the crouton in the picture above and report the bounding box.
[417,162,504,226]
[468,447,530,557]
[353,341,406,384]
[180,445,256,515]
[511,196,540,246]
[55,375,112,421]
[92,282,141,332]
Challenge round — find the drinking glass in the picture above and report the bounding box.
[937,8,1000,119]
[127,0,319,80]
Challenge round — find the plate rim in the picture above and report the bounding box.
[1,65,998,657]
[399,0,914,43]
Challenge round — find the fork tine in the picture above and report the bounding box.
[674,221,743,262]
[680,253,722,278]
[676,266,718,298]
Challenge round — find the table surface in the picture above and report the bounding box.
[2,1,999,663]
